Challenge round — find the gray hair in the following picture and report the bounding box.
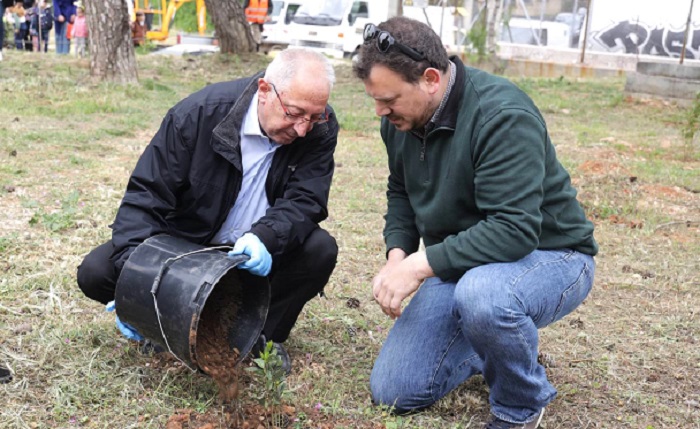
[264,48,336,92]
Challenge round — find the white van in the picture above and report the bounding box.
[288,0,389,59]
[288,0,459,59]
[261,0,307,51]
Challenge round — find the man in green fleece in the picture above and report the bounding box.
[353,16,598,429]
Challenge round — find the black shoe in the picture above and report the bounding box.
[272,342,292,376]
[139,339,165,355]
[250,334,292,376]
[0,365,12,384]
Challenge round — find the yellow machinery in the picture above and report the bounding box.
[133,0,207,41]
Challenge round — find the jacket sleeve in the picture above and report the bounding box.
[249,114,339,257]
[52,0,62,18]
[425,108,546,281]
[109,109,193,271]
[381,120,420,257]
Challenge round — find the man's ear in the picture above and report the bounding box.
[258,78,271,102]
[422,68,442,95]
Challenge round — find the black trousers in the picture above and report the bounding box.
[77,228,337,343]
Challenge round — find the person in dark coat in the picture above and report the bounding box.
[77,48,339,375]
[52,0,75,54]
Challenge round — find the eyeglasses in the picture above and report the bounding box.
[363,23,428,63]
[268,82,329,125]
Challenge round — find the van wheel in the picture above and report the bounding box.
[262,44,284,55]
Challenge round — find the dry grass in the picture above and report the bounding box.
[0,50,698,428]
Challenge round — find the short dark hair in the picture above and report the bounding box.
[353,16,449,84]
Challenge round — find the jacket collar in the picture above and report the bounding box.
[210,71,264,172]
[432,55,466,131]
[408,56,466,140]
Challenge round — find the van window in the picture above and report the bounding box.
[285,4,301,24]
[268,1,301,25]
[348,1,368,26]
[293,0,353,26]
[269,1,283,24]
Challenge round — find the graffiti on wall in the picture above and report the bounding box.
[594,20,700,58]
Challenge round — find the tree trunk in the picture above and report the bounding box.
[486,0,501,54]
[204,0,256,54]
[85,0,138,83]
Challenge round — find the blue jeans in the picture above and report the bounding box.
[370,249,595,424]
[55,20,70,54]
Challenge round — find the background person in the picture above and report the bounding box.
[29,0,51,53]
[77,48,339,375]
[353,16,598,429]
[52,0,74,54]
[70,4,86,57]
[9,0,32,51]
[130,10,146,46]
[1,0,13,61]
[243,0,272,49]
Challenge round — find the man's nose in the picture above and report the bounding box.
[293,121,311,137]
[375,102,390,117]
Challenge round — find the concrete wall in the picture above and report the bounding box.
[493,42,700,72]
[625,62,700,101]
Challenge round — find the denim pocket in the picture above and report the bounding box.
[549,261,594,325]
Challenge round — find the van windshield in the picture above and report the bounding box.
[269,1,283,22]
[293,0,353,26]
[269,1,302,25]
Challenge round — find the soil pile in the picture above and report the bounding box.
[164,404,299,429]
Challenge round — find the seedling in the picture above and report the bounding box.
[245,341,290,426]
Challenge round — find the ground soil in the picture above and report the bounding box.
[164,405,297,429]
[165,274,256,428]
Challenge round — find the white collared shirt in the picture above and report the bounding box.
[212,92,280,244]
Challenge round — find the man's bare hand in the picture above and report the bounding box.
[372,250,433,319]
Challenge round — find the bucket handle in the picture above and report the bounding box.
[150,246,249,371]
[150,246,241,295]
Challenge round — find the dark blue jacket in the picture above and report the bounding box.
[110,73,339,271]
[53,0,75,20]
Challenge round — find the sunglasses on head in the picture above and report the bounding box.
[363,23,429,64]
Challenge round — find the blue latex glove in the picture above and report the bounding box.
[228,233,272,277]
[106,301,144,341]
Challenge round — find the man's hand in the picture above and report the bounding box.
[372,250,434,319]
[57,14,65,23]
[229,233,272,277]
[106,301,144,341]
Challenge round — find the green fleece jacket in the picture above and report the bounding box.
[381,57,598,281]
